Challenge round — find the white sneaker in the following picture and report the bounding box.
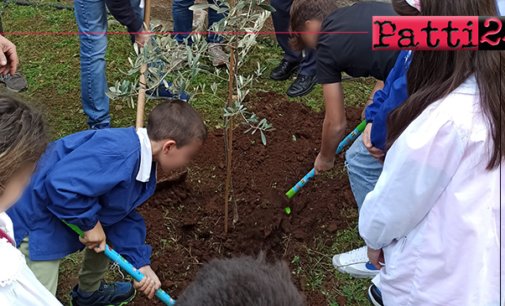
[337,262,379,278]
[332,246,379,278]
[332,246,369,267]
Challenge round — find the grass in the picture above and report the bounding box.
[1,2,376,305]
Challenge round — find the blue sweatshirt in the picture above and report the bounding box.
[365,50,412,151]
[7,127,156,268]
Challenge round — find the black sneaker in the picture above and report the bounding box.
[70,282,136,306]
[270,59,300,81]
[286,74,318,98]
[368,284,384,306]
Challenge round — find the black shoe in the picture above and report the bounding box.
[368,284,384,306]
[286,74,318,97]
[270,59,300,81]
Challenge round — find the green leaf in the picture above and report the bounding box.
[189,4,213,11]
[261,131,267,145]
[285,207,291,214]
[258,4,276,12]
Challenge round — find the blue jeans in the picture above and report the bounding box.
[173,0,224,44]
[74,0,143,126]
[345,134,384,211]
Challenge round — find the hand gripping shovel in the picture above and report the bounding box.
[62,220,176,305]
[286,120,367,199]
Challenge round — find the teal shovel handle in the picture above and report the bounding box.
[62,220,175,305]
[286,120,367,199]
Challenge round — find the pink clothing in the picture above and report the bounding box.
[0,227,14,246]
[359,76,502,306]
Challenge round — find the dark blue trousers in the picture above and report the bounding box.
[270,0,316,76]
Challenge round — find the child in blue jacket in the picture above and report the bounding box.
[7,99,207,306]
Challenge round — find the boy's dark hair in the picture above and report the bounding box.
[176,255,306,306]
[0,95,48,196]
[289,0,338,51]
[147,99,207,147]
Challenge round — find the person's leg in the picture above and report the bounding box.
[286,47,318,97]
[72,240,135,305]
[299,48,316,77]
[78,246,111,292]
[207,0,225,44]
[331,135,382,279]
[345,134,383,211]
[173,0,196,45]
[74,0,110,129]
[269,0,301,81]
[18,236,61,295]
[129,0,145,43]
[270,0,301,64]
[206,0,228,67]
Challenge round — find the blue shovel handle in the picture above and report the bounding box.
[62,220,176,305]
[286,120,367,199]
[104,245,176,305]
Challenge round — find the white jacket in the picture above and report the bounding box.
[0,212,62,306]
[359,76,502,306]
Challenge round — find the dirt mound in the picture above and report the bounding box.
[131,91,361,305]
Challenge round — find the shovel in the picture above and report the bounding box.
[286,120,367,199]
[62,220,176,305]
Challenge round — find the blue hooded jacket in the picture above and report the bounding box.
[365,50,412,151]
[7,127,156,268]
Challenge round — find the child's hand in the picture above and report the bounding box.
[79,221,106,253]
[362,123,385,164]
[367,247,385,270]
[134,265,161,299]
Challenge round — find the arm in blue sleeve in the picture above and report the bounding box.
[365,50,408,123]
[365,88,388,123]
[104,0,143,33]
[45,149,129,232]
[105,210,152,268]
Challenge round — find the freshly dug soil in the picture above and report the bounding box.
[55,91,362,305]
[131,91,362,305]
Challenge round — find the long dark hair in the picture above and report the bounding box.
[387,0,504,170]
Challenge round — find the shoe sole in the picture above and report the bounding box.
[368,286,382,306]
[0,82,27,93]
[337,267,379,279]
[70,290,136,306]
[270,66,300,81]
[286,78,318,98]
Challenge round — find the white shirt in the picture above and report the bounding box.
[0,212,62,306]
[136,128,153,183]
[359,76,502,306]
